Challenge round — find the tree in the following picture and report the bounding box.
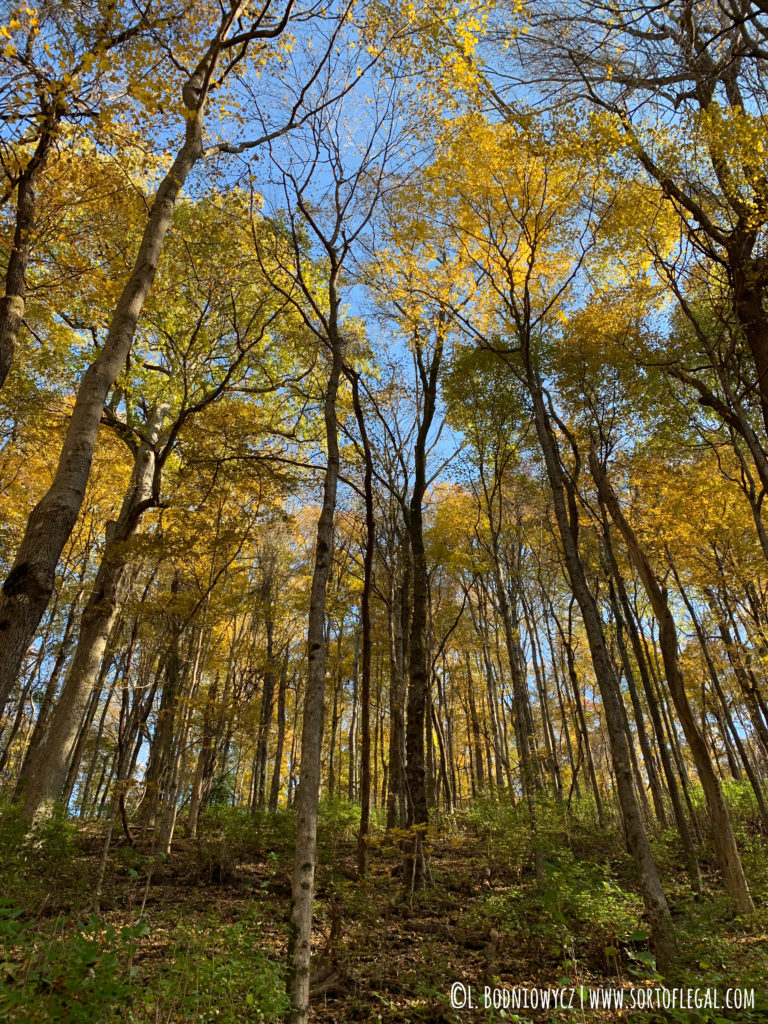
[249,69,402,1022]
[433,110,677,969]
[0,0,337,712]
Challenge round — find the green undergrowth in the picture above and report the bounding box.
[0,785,766,1023]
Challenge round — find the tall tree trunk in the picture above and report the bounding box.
[18,404,168,821]
[66,656,118,811]
[590,449,753,914]
[351,371,375,874]
[387,565,408,828]
[617,569,701,866]
[404,328,443,888]
[255,619,277,808]
[327,627,342,798]
[669,558,768,836]
[0,26,231,711]
[711,599,768,759]
[522,348,676,970]
[188,674,220,838]
[491,553,539,800]
[269,659,289,812]
[348,631,359,803]
[287,324,343,1024]
[467,654,485,790]
[140,608,184,832]
[16,560,90,772]
[601,535,668,828]
[563,623,604,823]
[523,598,563,799]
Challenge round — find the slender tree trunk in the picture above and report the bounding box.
[351,372,375,874]
[612,552,703,878]
[387,569,407,828]
[467,654,485,790]
[669,560,768,835]
[66,658,118,811]
[287,322,343,1024]
[522,348,676,970]
[188,674,220,838]
[255,619,277,808]
[492,554,539,800]
[348,631,359,803]
[0,109,58,391]
[327,628,342,798]
[269,659,289,812]
[590,450,753,914]
[404,330,443,888]
[563,626,604,823]
[552,643,581,800]
[523,599,563,799]
[141,612,184,832]
[712,600,768,759]
[18,568,89,771]
[601,536,668,827]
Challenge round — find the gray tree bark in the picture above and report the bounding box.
[287,333,342,1023]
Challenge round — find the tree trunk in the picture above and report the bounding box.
[348,631,359,803]
[404,329,443,888]
[18,404,168,821]
[523,350,676,970]
[188,674,220,838]
[269,659,289,812]
[0,48,212,712]
[590,448,753,914]
[287,327,342,1024]
[0,110,58,390]
[601,535,668,828]
[255,619,277,808]
[387,569,407,828]
[351,371,375,874]
[467,654,485,789]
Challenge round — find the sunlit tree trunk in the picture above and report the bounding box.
[17,404,168,821]
[522,347,676,970]
[590,449,753,914]
[287,329,343,1024]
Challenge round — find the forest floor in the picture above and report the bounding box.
[1,793,767,1024]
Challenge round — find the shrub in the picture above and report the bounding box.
[0,901,146,1023]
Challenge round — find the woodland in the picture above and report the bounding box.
[1,1,768,1022]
